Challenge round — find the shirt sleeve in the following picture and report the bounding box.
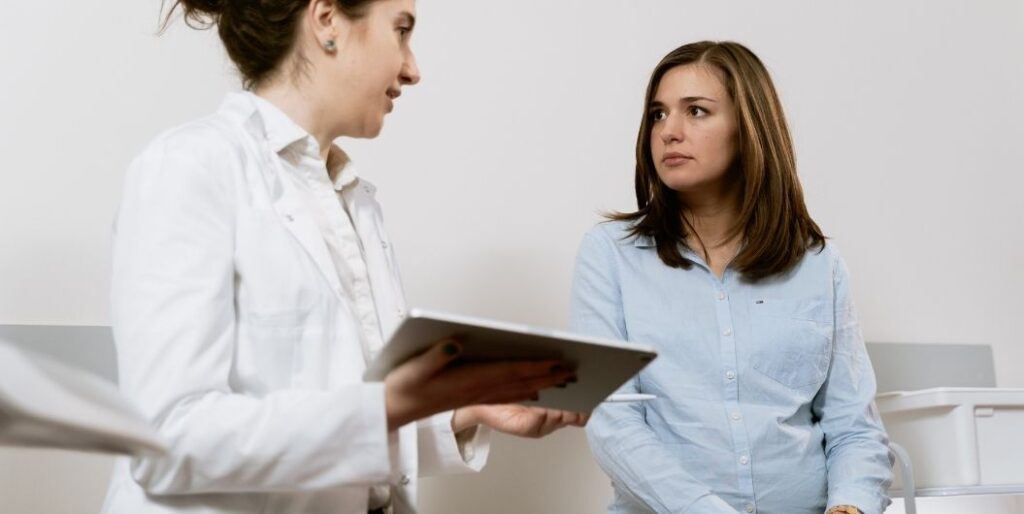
[812,249,895,514]
[570,227,738,514]
[417,411,491,476]
[113,131,392,494]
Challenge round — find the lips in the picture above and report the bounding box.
[662,151,693,166]
[385,89,401,113]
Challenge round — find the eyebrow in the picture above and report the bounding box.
[649,96,718,108]
[397,11,416,30]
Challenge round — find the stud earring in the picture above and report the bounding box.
[324,39,337,53]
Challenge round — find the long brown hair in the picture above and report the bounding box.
[611,40,825,281]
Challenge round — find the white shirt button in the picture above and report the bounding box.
[731,412,742,421]
[739,455,749,465]
[745,504,755,513]
[723,328,733,337]
[725,371,736,380]
[399,474,410,485]
[717,291,726,301]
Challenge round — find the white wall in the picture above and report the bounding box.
[2,1,1022,513]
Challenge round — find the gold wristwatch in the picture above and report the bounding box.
[826,506,861,514]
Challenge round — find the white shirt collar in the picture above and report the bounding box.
[228,91,364,193]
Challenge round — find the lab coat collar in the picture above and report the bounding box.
[221,91,372,195]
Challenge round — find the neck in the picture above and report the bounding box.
[679,182,741,250]
[255,81,336,161]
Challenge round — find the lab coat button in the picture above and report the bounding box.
[717,291,726,301]
[400,474,410,485]
[739,455,749,465]
[731,412,742,421]
[725,371,736,380]
[723,328,733,337]
[745,504,755,513]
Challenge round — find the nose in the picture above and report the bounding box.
[658,113,685,145]
[400,51,421,86]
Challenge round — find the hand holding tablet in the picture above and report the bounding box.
[365,309,658,413]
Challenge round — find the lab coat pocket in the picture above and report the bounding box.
[748,297,833,390]
[235,308,311,391]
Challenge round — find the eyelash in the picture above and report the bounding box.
[650,106,709,122]
[397,27,411,39]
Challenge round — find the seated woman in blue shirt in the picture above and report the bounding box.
[570,41,894,514]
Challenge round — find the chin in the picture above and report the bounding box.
[352,122,384,140]
[657,170,706,192]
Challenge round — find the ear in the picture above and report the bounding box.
[306,0,343,53]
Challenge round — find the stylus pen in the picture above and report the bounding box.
[604,394,658,403]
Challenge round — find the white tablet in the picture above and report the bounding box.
[363,308,657,413]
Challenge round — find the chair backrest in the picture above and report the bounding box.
[865,342,996,393]
[0,325,116,384]
[0,326,120,513]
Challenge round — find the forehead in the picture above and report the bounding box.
[372,0,417,16]
[653,64,728,101]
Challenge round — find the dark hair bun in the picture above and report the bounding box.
[174,0,225,22]
[165,0,377,89]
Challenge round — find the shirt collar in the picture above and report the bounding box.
[224,91,369,194]
[631,233,704,265]
[246,91,316,155]
[327,147,361,191]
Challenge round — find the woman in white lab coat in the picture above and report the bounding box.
[102,1,585,513]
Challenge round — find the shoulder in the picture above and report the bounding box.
[790,239,850,285]
[574,220,651,277]
[580,220,643,249]
[126,113,251,195]
[137,114,245,166]
[814,239,847,272]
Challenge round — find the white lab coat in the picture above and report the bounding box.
[101,93,490,514]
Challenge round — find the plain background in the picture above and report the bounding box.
[2,0,1023,512]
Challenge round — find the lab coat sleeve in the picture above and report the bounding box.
[570,227,738,514]
[416,411,491,476]
[812,248,895,514]
[112,129,391,495]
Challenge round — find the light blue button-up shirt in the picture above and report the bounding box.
[570,221,894,514]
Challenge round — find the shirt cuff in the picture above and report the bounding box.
[360,382,392,480]
[828,488,890,514]
[416,410,491,476]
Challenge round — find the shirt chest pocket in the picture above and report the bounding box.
[747,296,834,390]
